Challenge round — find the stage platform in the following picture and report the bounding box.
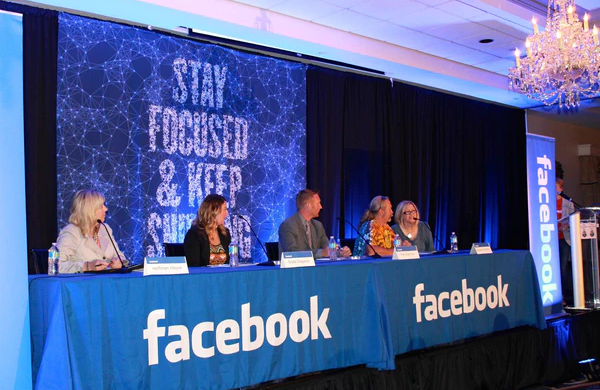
[253,311,600,390]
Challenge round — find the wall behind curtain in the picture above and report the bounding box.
[0,9,32,389]
[307,66,529,250]
[0,1,58,273]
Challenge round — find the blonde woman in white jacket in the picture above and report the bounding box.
[56,190,127,273]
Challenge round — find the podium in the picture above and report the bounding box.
[563,208,600,309]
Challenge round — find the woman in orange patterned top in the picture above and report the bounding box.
[353,196,395,257]
[183,194,232,266]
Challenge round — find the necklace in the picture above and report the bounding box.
[402,224,418,239]
[93,230,101,247]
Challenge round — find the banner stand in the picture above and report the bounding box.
[526,134,563,316]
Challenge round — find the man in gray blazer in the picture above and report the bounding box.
[278,189,351,258]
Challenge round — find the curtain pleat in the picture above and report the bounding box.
[306,65,529,250]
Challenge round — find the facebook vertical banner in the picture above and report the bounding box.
[526,134,562,315]
[56,13,307,262]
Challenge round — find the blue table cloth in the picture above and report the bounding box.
[29,250,545,390]
[372,250,546,355]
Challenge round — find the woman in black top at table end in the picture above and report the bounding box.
[183,194,231,267]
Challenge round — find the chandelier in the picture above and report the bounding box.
[508,0,600,109]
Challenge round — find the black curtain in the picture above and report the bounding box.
[271,312,600,390]
[306,68,393,240]
[0,1,58,273]
[307,66,529,250]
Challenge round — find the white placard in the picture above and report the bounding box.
[143,256,189,276]
[470,243,493,255]
[280,251,315,268]
[392,245,420,260]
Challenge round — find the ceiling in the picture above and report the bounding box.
[152,0,600,125]
[238,0,600,74]
[228,0,600,125]
[16,0,600,127]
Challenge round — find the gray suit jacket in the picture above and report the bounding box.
[278,212,328,258]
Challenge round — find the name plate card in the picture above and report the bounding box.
[470,243,493,255]
[143,256,189,276]
[280,251,315,268]
[392,245,420,260]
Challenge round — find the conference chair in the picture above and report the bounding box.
[265,242,279,261]
[163,243,185,257]
[30,248,49,274]
[340,238,356,253]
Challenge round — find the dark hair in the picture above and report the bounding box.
[296,189,318,210]
[192,194,227,236]
[359,196,389,226]
[556,161,564,180]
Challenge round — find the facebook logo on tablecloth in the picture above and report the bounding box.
[143,295,331,365]
[412,276,510,323]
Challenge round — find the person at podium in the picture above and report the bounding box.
[391,200,434,253]
[56,190,126,273]
[556,161,575,306]
[278,189,351,258]
[184,194,231,267]
[353,196,395,257]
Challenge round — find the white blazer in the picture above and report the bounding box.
[56,223,127,273]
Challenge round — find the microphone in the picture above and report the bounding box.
[558,191,582,209]
[414,218,447,253]
[97,219,125,268]
[337,217,381,258]
[234,214,270,262]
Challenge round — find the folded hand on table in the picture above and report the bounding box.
[84,259,109,271]
[109,257,123,269]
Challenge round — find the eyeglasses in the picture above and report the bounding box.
[403,210,418,215]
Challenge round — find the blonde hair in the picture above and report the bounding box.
[68,190,105,237]
[359,196,389,226]
[192,194,227,236]
[394,200,420,226]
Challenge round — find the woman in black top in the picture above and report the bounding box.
[183,194,231,266]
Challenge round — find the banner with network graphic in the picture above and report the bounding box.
[56,13,307,262]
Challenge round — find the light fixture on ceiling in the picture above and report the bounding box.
[508,0,600,109]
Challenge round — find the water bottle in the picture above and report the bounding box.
[48,243,59,275]
[229,243,239,267]
[329,236,337,261]
[450,232,458,253]
[393,234,401,249]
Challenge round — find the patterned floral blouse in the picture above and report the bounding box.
[209,243,227,265]
[353,219,395,256]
